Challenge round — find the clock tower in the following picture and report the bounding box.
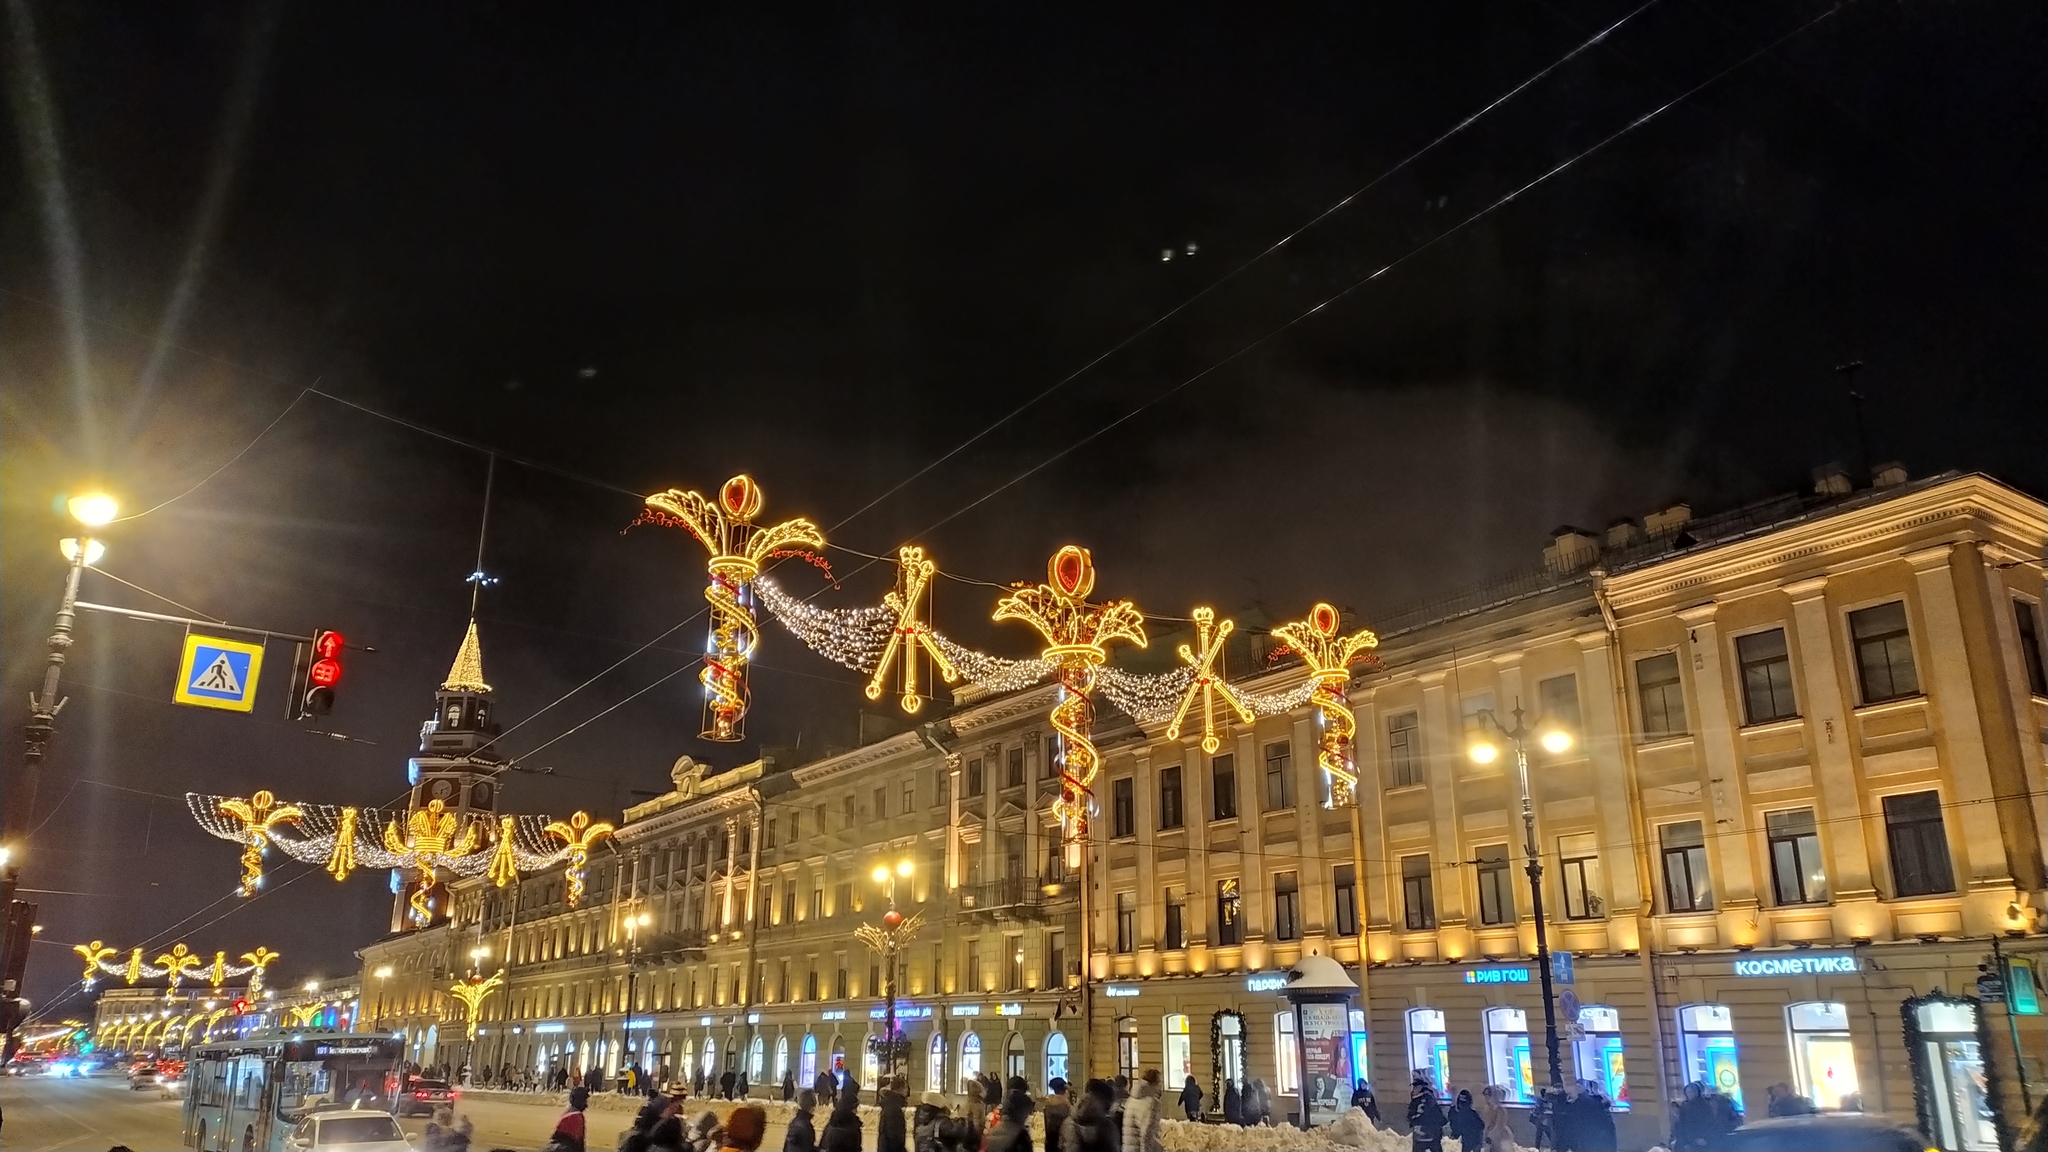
[391,618,505,932]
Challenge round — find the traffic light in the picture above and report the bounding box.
[299,630,345,717]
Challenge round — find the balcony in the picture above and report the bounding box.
[957,878,1069,922]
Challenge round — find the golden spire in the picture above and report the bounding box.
[442,618,492,694]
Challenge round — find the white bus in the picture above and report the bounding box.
[181,1034,405,1151]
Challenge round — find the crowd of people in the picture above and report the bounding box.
[1392,1075,1621,1152]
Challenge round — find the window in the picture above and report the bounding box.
[1211,755,1237,821]
[1262,742,1292,810]
[1387,712,1423,787]
[790,814,801,844]
[1660,821,1714,912]
[965,940,982,990]
[1163,890,1185,950]
[1737,628,1799,724]
[958,1033,982,1093]
[873,786,888,819]
[937,772,950,808]
[1538,674,1582,732]
[927,1033,946,1093]
[1215,879,1242,946]
[1850,601,1920,703]
[1163,1015,1192,1082]
[1044,736,1060,778]
[1883,791,1954,897]
[1460,692,1497,740]
[1786,1002,1859,1111]
[1044,1033,1069,1090]
[2016,599,2047,697]
[1158,766,1184,830]
[867,959,880,998]
[842,795,857,828]
[1475,845,1514,927]
[1406,1008,1450,1100]
[1005,1033,1025,1080]
[1006,747,1025,788]
[810,888,823,921]
[903,780,916,816]
[1401,854,1436,930]
[1332,864,1358,937]
[1115,893,1136,953]
[1111,778,1135,838]
[813,804,826,837]
[1047,931,1066,986]
[931,944,945,993]
[1484,1006,1535,1104]
[966,758,985,796]
[834,958,848,1000]
[804,966,818,1001]
[763,818,776,849]
[835,881,854,915]
[1115,1018,1139,1082]
[1559,833,1605,920]
[1572,1006,1630,1110]
[1273,872,1300,941]
[1766,808,1827,905]
[1274,1012,1300,1094]
[1637,652,1687,738]
[1004,936,1024,992]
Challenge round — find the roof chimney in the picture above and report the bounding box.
[1812,463,1852,497]
[1871,461,1908,489]
[1643,503,1693,537]
[1544,526,1602,573]
[1605,518,1643,549]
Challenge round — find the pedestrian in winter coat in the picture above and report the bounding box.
[1221,1080,1243,1126]
[1405,1081,1445,1152]
[721,1070,739,1101]
[786,1091,820,1152]
[1578,1088,1618,1152]
[1478,1086,1515,1152]
[878,1079,910,1152]
[938,1117,983,1152]
[1178,1076,1203,1122]
[691,1112,726,1152]
[816,1072,840,1109]
[1351,1084,1381,1126]
[985,1084,1036,1152]
[1120,1072,1162,1152]
[738,1073,751,1100]
[547,1085,591,1152]
[821,1083,866,1152]
[1061,1082,1118,1152]
[1042,1078,1072,1145]
[647,1117,691,1152]
[784,1070,798,1103]
[1244,1079,1272,1128]
[724,1104,770,1152]
[914,1091,951,1152]
[1446,1091,1483,1150]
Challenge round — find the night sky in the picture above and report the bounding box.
[3,3,2043,1012]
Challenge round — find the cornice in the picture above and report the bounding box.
[946,684,1061,732]
[789,731,924,787]
[621,785,759,843]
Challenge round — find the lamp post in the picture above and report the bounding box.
[618,911,651,1086]
[1467,701,1573,1098]
[865,859,915,1083]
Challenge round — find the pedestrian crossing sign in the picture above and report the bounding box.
[174,634,265,712]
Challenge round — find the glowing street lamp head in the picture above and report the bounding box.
[59,538,106,566]
[1539,728,1574,755]
[1467,740,1500,765]
[67,492,119,527]
[871,865,889,884]
[896,860,913,878]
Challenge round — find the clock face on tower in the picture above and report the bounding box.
[428,778,458,804]
[470,781,494,809]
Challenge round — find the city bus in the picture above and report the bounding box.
[181,1033,405,1152]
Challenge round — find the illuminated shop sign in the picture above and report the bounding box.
[996,1004,1023,1016]
[820,1010,848,1021]
[624,1019,654,1030]
[1104,985,1141,998]
[870,1003,933,1019]
[1733,955,1858,977]
[1246,974,1289,993]
[699,1016,715,1026]
[1463,967,1531,984]
[534,1023,566,1034]
[950,1005,981,1017]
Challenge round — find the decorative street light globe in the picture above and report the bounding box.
[67,492,119,527]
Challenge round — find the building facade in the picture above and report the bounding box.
[362,469,2046,1151]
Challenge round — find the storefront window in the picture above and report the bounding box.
[1405,1008,1450,1100]
[1006,1033,1026,1079]
[749,1036,766,1081]
[1045,1033,1069,1089]
[1676,1003,1743,1112]
[861,1037,880,1089]
[799,1035,816,1085]
[1349,1009,1370,1086]
[775,1036,789,1081]
[1786,1002,1857,1110]
[683,1040,697,1081]
[1483,1006,1534,1105]
[1163,1014,1192,1082]
[1215,1013,1245,1090]
[702,1038,718,1078]
[1274,1012,1299,1094]
[1912,999,1996,1152]
[959,1032,982,1092]
[927,1034,946,1093]
[1116,1017,1139,1081]
[1571,1005,1628,1110]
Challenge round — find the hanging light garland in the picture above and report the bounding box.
[1270,602,1381,806]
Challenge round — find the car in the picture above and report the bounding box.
[284,1110,414,1152]
[1708,1114,1934,1151]
[129,1064,159,1090]
[393,1077,454,1117]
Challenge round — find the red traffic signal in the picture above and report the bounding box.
[300,630,345,717]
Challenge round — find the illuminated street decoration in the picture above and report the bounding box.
[155,943,204,988]
[994,546,1148,863]
[449,969,506,1040]
[488,815,520,887]
[865,546,960,714]
[641,474,826,741]
[384,799,481,925]
[73,941,115,983]
[324,806,360,881]
[73,939,278,989]
[242,947,280,994]
[1164,607,1255,754]
[216,790,305,896]
[544,810,616,906]
[1270,602,1380,806]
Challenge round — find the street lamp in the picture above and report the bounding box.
[862,859,917,1083]
[1467,701,1573,1098]
[618,910,652,1085]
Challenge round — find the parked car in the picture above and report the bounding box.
[1708,1114,1932,1152]
[285,1110,413,1152]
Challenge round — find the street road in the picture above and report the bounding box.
[0,1076,798,1151]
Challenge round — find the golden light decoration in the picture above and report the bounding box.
[73,941,115,984]
[865,546,960,714]
[1164,607,1254,754]
[124,948,144,985]
[287,1003,322,1028]
[449,969,505,1041]
[154,944,204,988]
[853,909,925,956]
[323,806,359,881]
[543,811,616,907]
[242,946,280,994]
[994,545,1147,864]
[643,474,826,741]
[384,798,481,925]
[488,815,520,887]
[1270,602,1380,807]
[216,789,305,897]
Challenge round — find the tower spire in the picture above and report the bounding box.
[442,619,492,694]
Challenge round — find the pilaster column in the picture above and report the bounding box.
[721,817,739,928]
[1291,712,1328,936]
[1234,730,1268,941]
[1132,747,1156,950]
[1419,670,1466,924]
[1676,603,1758,905]
[1783,576,1875,896]
[1905,545,2009,888]
[1351,689,1393,931]
[1184,739,1211,948]
[1573,632,1643,914]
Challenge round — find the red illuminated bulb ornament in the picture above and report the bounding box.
[883,909,903,929]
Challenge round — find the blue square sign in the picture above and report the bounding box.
[174,634,265,712]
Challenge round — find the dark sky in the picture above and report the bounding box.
[3,3,2043,1011]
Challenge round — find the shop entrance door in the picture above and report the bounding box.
[1215,1012,1245,1092]
[1911,999,1997,1152]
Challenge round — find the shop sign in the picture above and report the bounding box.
[996,1003,1023,1016]
[1104,985,1141,998]
[820,1010,848,1021]
[534,1022,566,1034]
[1246,973,1289,993]
[1463,966,1531,985]
[2007,958,2041,1015]
[747,1013,762,1024]
[870,1003,932,1019]
[624,1020,654,1030]
[950,1005,982,1017]
[699,1016,715,1026]
[1732,954,1858,977]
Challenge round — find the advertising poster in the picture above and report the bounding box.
[1296,1002,1352,1127]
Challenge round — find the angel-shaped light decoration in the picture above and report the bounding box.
[217,789,304,896]
[994,546,1147,866]
[1165,607,1255,754]
[865,546,959,714]
[642,474,826,741]
[543,811,615,907]
[1270,602,1380,807]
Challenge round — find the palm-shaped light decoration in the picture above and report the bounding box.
[994,545,1147,866]
[1270,602,1380,807]
[543,811,616,906]
[643,474,826,741]
[1165,607,1255,754]
[73,941,116,986]
[242,946,280,995]
[217,789,305,897]
[449,969,506,1041]
[383,798,482,925]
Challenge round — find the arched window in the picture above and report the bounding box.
[775,1035,790,1081]
[682,1039,696,1080]
[928,1032,948,1093]
[1405,1008,1449,1100]
[1005,1032,1026,1079]
[1572,1005,1628,1109]
[749,1035,766,1081]
[1483,1006,1533,1104]
[1163,1014,1192,1081]
[1116,1017,1139,1081]
[702,1038,718,1077]
[830,1037,846,1082]
[1676,1003,1743,1111]
[800,1034,818,1085]
[1044,1033,1069,1091]
[1786,1002,1857,1110]
[959,1032,983,1092]
[862,1037,880,1089]
[1274,1012,1299,1094]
